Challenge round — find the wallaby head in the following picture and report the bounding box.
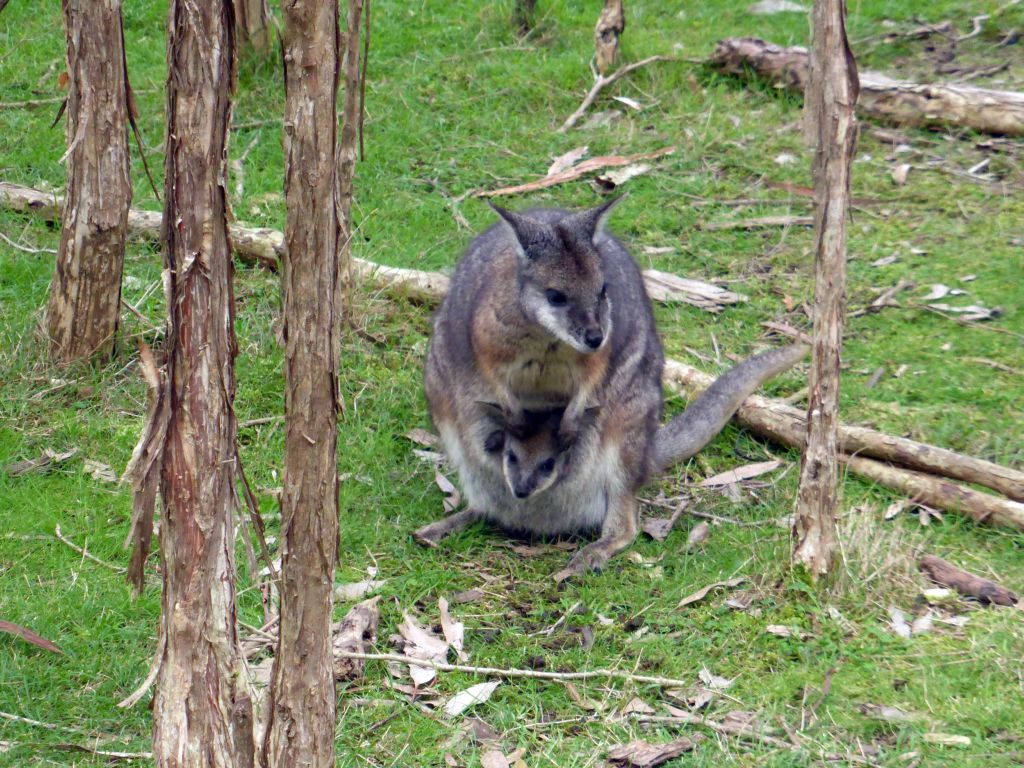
[480,403,600,501]
[489,198,625,354]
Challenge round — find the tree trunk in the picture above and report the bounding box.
[792,0,857,579]
[594,0,624,74]
[235,0,271,52]
[710,37,1024,138]
[45,0,131,364]
[145,2,253,765]
[337,0,364,321]
[261,0,341,765]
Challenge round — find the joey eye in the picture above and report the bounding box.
[599,283,608,299]
[506,451,518,464]
[545,289,568,307]
[538,458,556,474]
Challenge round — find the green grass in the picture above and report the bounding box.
[2,0,1024,765]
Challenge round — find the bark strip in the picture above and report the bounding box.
[710,37,1024,137]
[792,0,858,578]
[262,0,342,764]
[46,0,131,364]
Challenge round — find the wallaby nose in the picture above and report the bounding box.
[584,329,604,349]
[514,486,530,499]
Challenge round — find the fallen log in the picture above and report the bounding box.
[919,554,1019,606]
[0,181,742,312]
[709,37,1024,138]
[664,360,1024,529]
[664,360,1024,504]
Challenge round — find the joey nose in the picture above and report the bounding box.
[584,329,604,349]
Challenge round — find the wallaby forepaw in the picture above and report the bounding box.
[553,545,611,583]
[412,525,443,548]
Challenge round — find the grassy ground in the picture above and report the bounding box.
[2,0,1023,765]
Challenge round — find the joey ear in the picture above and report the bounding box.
[477,400,510,426]
[489,202,548,261]
[562,194,626,246]
[581,404,602,428]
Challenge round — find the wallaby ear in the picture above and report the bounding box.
[561,194,626,247]
[489,202,547,261]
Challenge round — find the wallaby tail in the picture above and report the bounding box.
[652,343,809,473]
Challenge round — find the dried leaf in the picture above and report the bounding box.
[481,750,510,768]
[889,607,912,639]
[451,588,485,605]
[923,733,971,747]
[406,428,439,447]
[765,624,804,639]
[439,597,467,662]
[564,681,601,711]
[334,579,386,602]
[607,736,700,766]
[546,146,588,177]
[444,680,500,717]
[927,303,1002,321]
[748,0,808,13]
[0,620,63,654]
[860,703,914,723]
[4,447,77,477]
[597,163,652,188]
[698,667,734,690]
[677,577,745,608]
[921,284,950,301]
[621,697,656,715]
[666,687,714,710]
[611,95,643,110]
[398,613,449,687]
[871,254,898,267]
[911,611,934,636]
[698,460,781,487]
[890,163,912,185]
[435,470,461,513]
[685,521,710,551]
[884,499,909,520]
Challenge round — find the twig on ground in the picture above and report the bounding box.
[0,96,67,109]
[698,214,813,231]
[558,55,676,133]
[333,651,693,687]
[473,147,676,198]
[0,230,56,254]
[54,524,126,573]
[238,415,283,429]
[231,134,260,200]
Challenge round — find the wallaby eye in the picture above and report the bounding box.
[506,450,518,464]
[599,283,608,299]
[538,458,556,474]
[545,289,568,307]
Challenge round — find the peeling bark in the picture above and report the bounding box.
[235,0,271,52]
[46,0,131,364]
[262,0,341,765]
[132,1,253,765]
[792,0,857,579]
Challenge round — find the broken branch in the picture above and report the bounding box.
[919,554,1020,606]
[558,55,675,133]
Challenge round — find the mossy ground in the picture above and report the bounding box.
[1,1,1022,765]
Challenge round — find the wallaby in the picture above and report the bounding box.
[419,199,806,580]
